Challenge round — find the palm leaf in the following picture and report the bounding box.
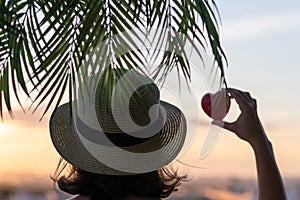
[0,0,34,117]
[0,0,227,118]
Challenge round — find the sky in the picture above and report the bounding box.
[211,0,300,177]
[0,0,300,185]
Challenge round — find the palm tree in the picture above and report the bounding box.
[0,0,226,118]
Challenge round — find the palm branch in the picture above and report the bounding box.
[0,0,227,118]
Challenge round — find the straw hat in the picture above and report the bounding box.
[50,69,186,175]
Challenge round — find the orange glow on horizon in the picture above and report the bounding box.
[0,100,299,185]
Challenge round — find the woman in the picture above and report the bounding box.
[51,69,188,199]
[50,70,286,199]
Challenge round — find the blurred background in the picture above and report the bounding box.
[1,0,300,199]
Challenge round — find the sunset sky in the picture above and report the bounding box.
[1,0,300,185]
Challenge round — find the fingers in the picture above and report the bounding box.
[210,88,258,135]
[226,88,257,111]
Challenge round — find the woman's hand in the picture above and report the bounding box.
[212,88,267,146]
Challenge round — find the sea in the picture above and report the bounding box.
[0,178,299,200]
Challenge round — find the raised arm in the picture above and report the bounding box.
[212,88,287,200]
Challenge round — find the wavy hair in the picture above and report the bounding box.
[51,158,187,200]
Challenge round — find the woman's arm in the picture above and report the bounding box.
[251,133,286,200]
[212,88,287,200]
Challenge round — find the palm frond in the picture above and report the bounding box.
[0,0,227,118]
[0,0,35,117]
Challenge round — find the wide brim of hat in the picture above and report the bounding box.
[50,101,186,175]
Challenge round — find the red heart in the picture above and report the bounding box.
[201,91,231,120]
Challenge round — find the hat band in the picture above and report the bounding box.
[73,115,164,147]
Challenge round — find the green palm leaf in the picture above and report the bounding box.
[0,0,227,118]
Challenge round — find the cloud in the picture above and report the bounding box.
[221,12,300,42]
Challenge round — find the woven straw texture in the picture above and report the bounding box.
[50,70,186,175]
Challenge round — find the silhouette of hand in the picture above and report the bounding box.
[212,88,267,146]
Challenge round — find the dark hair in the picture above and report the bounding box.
[52,158,187,200]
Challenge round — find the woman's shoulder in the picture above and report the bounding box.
[66,195,90,200]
